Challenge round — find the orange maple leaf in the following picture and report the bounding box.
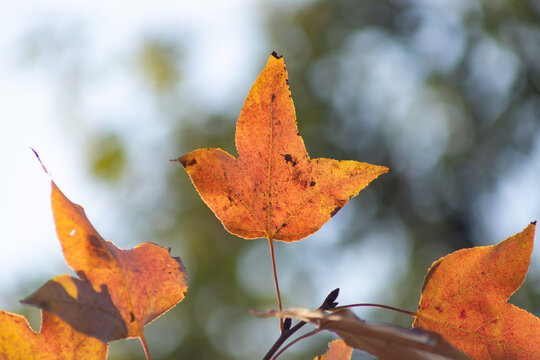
[0,310,107,360]
[177,53,388,242]
[22,182,188,349]
[314,339,353,360]
[413,222,540,359]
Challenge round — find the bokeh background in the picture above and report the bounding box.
[1,0,540,359]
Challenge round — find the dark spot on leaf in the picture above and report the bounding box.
[286,79,289,86]
[460,309,466,319]
[179,157,196,167]
[88,235,110,260]
[435,306,442,313]
[330,206,342,217]
[88,234,102,248]
[271,94,276,102]
[130,312,135,322]
[532,221,537,225]
[310,181,316,187]
[282,154,297,166]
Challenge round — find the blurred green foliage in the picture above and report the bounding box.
[88,133,126,182]
[9,0,540,359]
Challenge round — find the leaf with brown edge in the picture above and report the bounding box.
[23,182,188,347]
[0,310,107,360]
[255,307,469,360]
[177,53,388,242]
[413,222,540,359]
[314,339,353,360]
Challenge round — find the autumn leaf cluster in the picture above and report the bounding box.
[1,53,539,360]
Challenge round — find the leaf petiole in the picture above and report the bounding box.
[140,335,152,360]
[331,303,417,318]
[267,237,284,331]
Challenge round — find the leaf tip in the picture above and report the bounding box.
[31,147,50,176]
[377,165,390,175]
[177,156,197,168]
[271,51,283,59]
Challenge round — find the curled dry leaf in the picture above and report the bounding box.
[0,310,107,360]
[22,182,188,343]
[314,339,353,360]
[177,53,388,242]
[256,307,469,360]
[414,222,540,359]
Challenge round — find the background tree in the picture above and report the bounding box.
[1,0,539,359]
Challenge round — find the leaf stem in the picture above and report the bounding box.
[332,303,417,318]
[267,237,284,331]
[140,335,152,360]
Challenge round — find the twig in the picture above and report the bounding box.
[261,288,339,360]
[273,329,321,360]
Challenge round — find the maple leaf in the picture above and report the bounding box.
[413,222,540,359]
[256,307,468,359]
[177,53,388,242]
[0,310,107,360]
[22,182,188,349]
[314,339,353,360]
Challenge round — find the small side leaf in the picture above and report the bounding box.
[22,182,188,345]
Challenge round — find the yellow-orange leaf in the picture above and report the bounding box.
[0,310,107,360]
[177,53,388,241]
[314,339,353,360]
[22,182,188,343]
[413,222,540,359]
